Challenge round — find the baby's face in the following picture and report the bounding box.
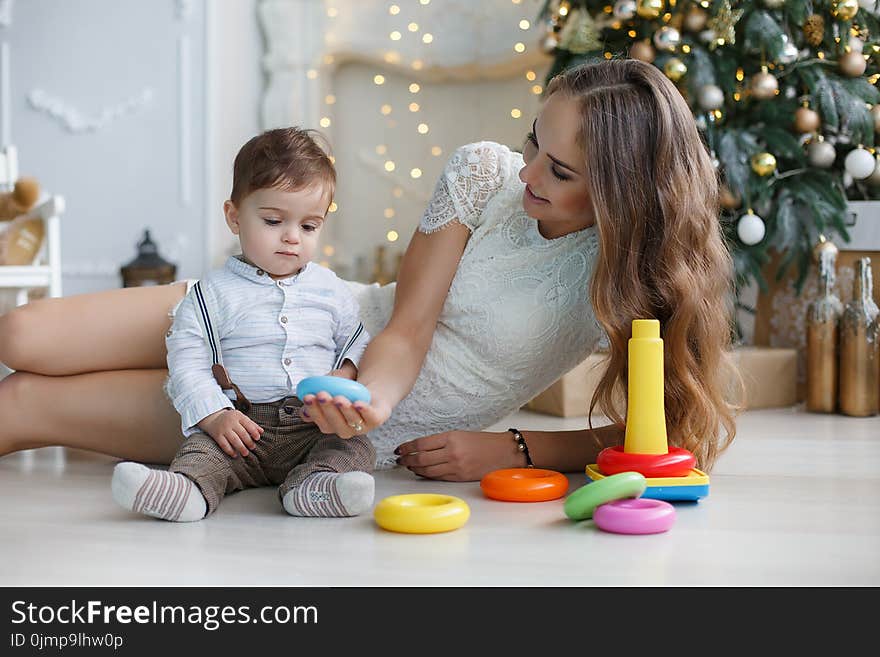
[224,184,330,279]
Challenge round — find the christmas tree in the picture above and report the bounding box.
[538,0,880,318]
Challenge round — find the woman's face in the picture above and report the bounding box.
[518,93,594,238]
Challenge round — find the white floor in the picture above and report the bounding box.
[1,405,878,587]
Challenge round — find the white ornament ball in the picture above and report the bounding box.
[850,38,865,53]
[807,140,836,168]
[737,212,766,246]
[844,147,876,179]
[763,0,786,7]
[613,0,637,20]
[698,84,725,110]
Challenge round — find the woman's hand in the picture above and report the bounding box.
[394,430,525,481]
[300,391,393,439]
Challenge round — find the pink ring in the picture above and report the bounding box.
[593,498,676,535]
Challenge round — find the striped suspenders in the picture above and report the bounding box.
[192,281,251,413]
[191,281,365,410]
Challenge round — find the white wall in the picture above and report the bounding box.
[206,0,263,269]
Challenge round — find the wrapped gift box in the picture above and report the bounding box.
[525,346,798,418]
[524,352,608,417]
[729,346,798,410]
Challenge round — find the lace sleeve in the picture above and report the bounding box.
[418,141,512,234]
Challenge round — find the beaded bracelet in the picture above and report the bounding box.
[508,427,534,468]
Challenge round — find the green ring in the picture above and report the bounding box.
[563,471,647,521]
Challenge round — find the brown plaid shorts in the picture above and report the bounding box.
[169,396,375,515]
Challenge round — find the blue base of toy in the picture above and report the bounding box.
[641,483,709,501]
[296,376,371,404]
[586,464,709,502]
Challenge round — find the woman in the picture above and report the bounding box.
[0,59,741,480]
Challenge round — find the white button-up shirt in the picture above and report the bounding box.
[165,256,370,436]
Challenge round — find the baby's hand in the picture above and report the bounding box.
[197,408,263,458]
[327,360,358,380]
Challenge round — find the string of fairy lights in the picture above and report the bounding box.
[313,0,543,276]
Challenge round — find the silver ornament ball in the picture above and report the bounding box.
[698,84,725,111]
[750,71,779,100]
[653,26,681,52]
[807,140,836,168]
[613,0,637,20]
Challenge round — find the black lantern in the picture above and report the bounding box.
[120,229,177,287]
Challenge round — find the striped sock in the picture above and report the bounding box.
[282,471,375,517]
[111,462,207,522]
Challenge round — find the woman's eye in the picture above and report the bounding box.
[551,168,570,181]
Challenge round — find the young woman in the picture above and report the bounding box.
[0,59,741,481]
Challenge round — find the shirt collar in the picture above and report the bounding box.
[225,255,312,286]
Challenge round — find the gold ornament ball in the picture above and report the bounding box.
[720,185,742,210]
[794,107,821,134]
[750,71,779,100]
[839,50,867,77]
[751,152,777,176]
[629,40,656,63]
[871,105,880,133]
[683,7,708,32]
[831,0,860,21]
[664,58,688,82]
[636,0,664,20]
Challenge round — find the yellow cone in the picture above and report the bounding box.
[623,319,669,455]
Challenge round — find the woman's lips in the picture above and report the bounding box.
[525,185,549,204]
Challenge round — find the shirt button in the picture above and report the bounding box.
[284,358,292,365]
[256,269,264,276]
[280,315,288,323]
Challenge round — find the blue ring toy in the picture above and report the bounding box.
[296,375,371,404]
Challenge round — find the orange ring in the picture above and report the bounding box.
[480,468,569,502]
[597,445,696,478]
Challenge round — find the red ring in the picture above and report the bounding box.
[597,445,696,478]
[480,468,569,502]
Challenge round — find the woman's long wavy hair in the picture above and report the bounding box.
[545,59,742,471]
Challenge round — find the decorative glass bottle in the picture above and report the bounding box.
[805,236,843,413]
[839,257,880,417]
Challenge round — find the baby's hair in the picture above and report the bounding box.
[230,127,336,207]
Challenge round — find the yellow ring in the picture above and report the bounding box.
[373,494,470,534]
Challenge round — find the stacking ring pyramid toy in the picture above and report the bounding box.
[585,319,710,501]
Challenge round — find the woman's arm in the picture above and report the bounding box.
[303,222,471,437]
[394,422,625,482]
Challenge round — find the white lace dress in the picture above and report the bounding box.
[350,141,604,468]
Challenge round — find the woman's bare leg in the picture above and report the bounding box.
[0,282,188,374]
[0,369,183,463]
